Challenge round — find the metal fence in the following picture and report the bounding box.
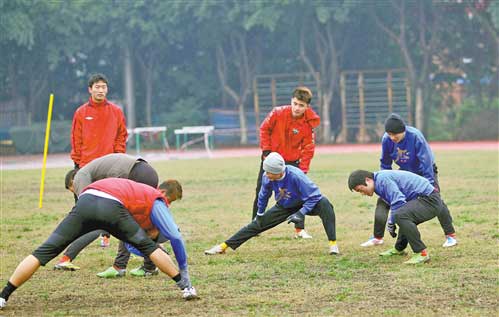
[337,69,412,143]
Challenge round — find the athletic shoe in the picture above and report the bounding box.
[442,236,458,248]
[182,287,198,300]
[404,253,430,264]
[204,244,225,255]
[295,230,313,239]
[96,266,126,278]
[0,297,6,309]
[360,236,384,247]
[130,266,159,277]
[379,247,407,257]
[329,245,340,255]
[54,261,80,271]
[100,236,110,248]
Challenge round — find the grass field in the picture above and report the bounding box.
[0,150,498,316]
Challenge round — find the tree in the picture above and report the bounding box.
[370,0,441,131]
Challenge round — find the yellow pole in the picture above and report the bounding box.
[39,94,54,208]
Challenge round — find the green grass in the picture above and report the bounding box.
[0,150,498,316]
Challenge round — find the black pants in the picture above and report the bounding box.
[252,158,304,229]
[63,161,159,261]
[372,165,455,238]
[33,195,157,266]
[228,196,336,250]
[394,192,443,253]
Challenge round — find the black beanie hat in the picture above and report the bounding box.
[384,113,406,134]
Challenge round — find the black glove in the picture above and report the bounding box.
[261,150,271,160]
[286,212,305,225]
[387,222,397,238]
[253,215,263,227]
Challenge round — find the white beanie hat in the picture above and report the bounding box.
[263,152,285,174]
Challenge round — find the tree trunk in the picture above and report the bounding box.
[144,69,153,127]
[321,91,332,142]
[238,102,247,144]
[415,87,424,130]
[123,45,135,129]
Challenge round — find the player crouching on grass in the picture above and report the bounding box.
[359,113,457,248]
[0,178,197,310]
[348,169,445,264]
[97,179,183,278]
[205,152,339,256]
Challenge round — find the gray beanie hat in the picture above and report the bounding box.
[263,152,285,174]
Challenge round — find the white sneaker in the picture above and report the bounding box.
[0,297,6,309]
[442,236,458,248]
[182,287,198,300]
[204,244,225,255]
[360,237,384,247]
[329,245,340,255]
[295,230,313,239]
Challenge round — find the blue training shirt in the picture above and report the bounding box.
[380,126,436,184]
[126,199,188,270]
[374,170,435,223]
[257,165,322,216]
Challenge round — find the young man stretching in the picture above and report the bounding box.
[349,169,444,264]
[253,86,320,239]
[360,113,457,248]
[206,152,338,256]
[0,178,197,310]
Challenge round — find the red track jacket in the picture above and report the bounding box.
[70,98,128,167]
[260,106,320,173]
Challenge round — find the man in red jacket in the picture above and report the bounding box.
[252,86,320,239]
[70,73,128,248]
[0,178,197,310]
[70,73,128,169]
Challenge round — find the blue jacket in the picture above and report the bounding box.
[257,165,322,216]
[380,126,436,184]
[374,170,435,223]
[126,199,188,270]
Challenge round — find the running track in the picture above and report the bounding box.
[1,141,497,171]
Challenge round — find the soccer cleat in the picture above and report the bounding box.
[295,230,313,239]
[442,236,458,248]
[404,253,430,264]
[360,236,384,247]
[96,266,126,278]
[54,261,80,271]
[379,247,407,257]
[130,266,159,277]
[204,244,225,255]
[100,235,110,248]
[329,244,340,255]
[0,297,6,309]
[182,287,198,300]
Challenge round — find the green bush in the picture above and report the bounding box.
[427,97,499,141]
[9,120,72,154]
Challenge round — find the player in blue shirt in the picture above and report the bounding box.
[349,169,443,264]
[204,152,338,256]
[360,114,457,248]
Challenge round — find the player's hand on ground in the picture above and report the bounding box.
[182,286,198,300]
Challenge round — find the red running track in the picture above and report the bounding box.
[1,140,497,171]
